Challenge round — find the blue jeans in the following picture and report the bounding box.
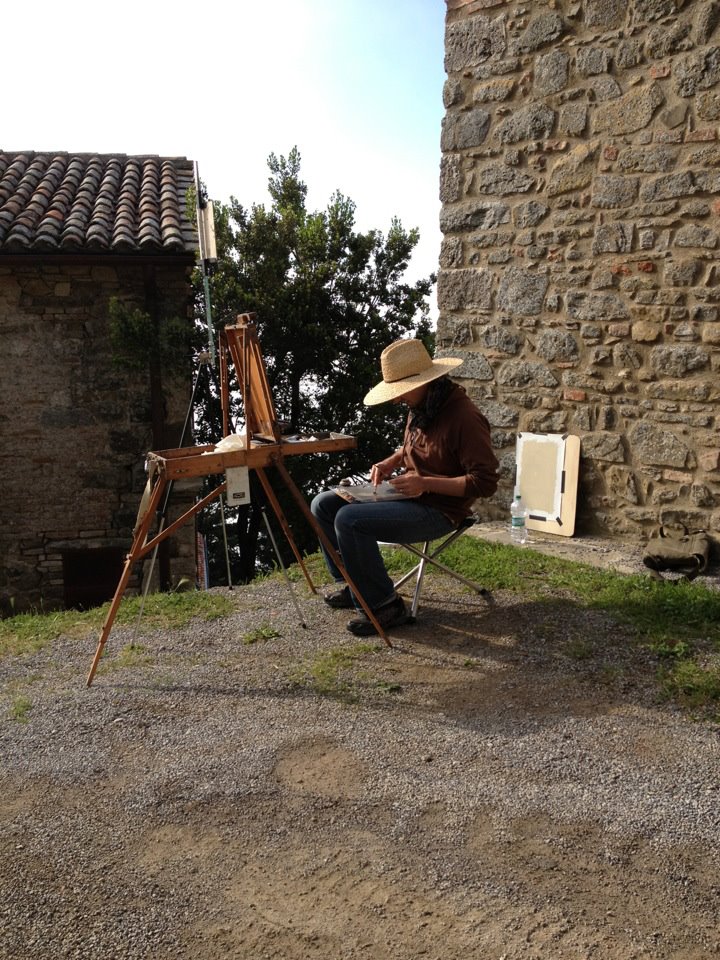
[310,491,456,610]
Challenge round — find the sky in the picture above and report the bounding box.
[4,0,447,309]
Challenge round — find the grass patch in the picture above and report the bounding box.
[242,625,282,645]
[290,642,380,700]
[97,642,154,675]
[9,695,32,722]
[0,591,235,660]
[659,657,720,713]
[384,537,720,649]
[378,537,720,712]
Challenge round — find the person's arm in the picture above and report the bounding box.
[389,472,467,498]
[370,449,403,486]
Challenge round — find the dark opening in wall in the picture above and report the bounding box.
[62,547,125,611]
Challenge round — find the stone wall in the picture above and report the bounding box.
[439,0,720,542]
[0,259,195,613]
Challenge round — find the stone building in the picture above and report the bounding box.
[0,152,197,614]
[439,0,720,542]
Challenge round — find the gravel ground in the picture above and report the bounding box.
[1,530,719,960]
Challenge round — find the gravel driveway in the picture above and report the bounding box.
[1,533,719,960]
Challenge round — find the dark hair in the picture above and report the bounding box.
[408,375,454,432]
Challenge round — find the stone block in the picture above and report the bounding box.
[618,146,679,174]
[631,321,661,342]
[437,268,495,311]
[593,83,664,136]
[441,109,491,151]
[581,432,625,463]
[628,421,689,468]
[477,325,523,355]
[674,224,718,249]
[439,156,462,204]
[650,345,710,377]
[614,341,643,370]
[634,0,680,20]
[89,266,117,282]
[480,400,518,427]
[701,324,720,344]
[698,449,720,472]
[558,103,588,136]
[591,175,640,208]
[439,237,463,269]
[440,200,510,233]
[496,361,559,388]
[547,141,599,196]
[576,47,611,77]
[607,466,640,504]
[591,223,633,255]
[665,260,699,286]
[443,78,464,109]
[584,0,624,27]
[673,46,720,98]
[445,15,508,72]
[473,78,515,103]
[639,171,695,202]
[475,164,536,195]
[566,291,630,321]
[534,50,570,96]
[513,201,548,228]
[515,12,565,53]
[496,104,556,145]
[439,349,494,380]
[497,267,549,316]
[590,75,623,102]
[697,89,720,121]
[536,330,579,362]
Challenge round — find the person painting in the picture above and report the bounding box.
[311,338,499,636]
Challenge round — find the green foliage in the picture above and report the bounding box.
[192,147,435,584]
[659,658,720,711]
[9,696,32,722]
[379,536,720,711]
[0,592,234,660]
[289,642,379,700]
[108,297,192,375]
[99,642,154,674]
[242,625,282,645]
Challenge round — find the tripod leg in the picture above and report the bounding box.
[87,475,167,686]
[255,468,316,592]
[218,498,233,590]
[261,506,306,629]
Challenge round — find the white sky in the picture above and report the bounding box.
[4,0,446,308]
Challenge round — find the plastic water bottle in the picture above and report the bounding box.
[510,494,528,545]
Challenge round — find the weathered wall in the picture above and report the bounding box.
[0,260,195,613]
[439,0,720,541]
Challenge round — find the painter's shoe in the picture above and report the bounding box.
[324,585,354,609]
[346,595,408,637]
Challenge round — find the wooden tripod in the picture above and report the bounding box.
[87,316,390,686]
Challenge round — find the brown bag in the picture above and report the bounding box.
[643,524,711,581]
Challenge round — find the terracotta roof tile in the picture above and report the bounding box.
[0,152,196,256]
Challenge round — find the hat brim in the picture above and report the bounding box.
[363,357,463,406]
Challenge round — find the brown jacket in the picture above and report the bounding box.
[399,382,499,525]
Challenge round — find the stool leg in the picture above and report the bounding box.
[409,541,430,620]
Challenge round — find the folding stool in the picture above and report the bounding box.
[392,517,492,623]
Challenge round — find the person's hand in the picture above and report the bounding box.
[371,452,402,487]
[389,470,426,497]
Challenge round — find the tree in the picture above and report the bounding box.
[193,148,435,583]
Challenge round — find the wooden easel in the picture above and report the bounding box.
[86,315,390,686]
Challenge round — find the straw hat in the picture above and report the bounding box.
[363,339,462,406]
